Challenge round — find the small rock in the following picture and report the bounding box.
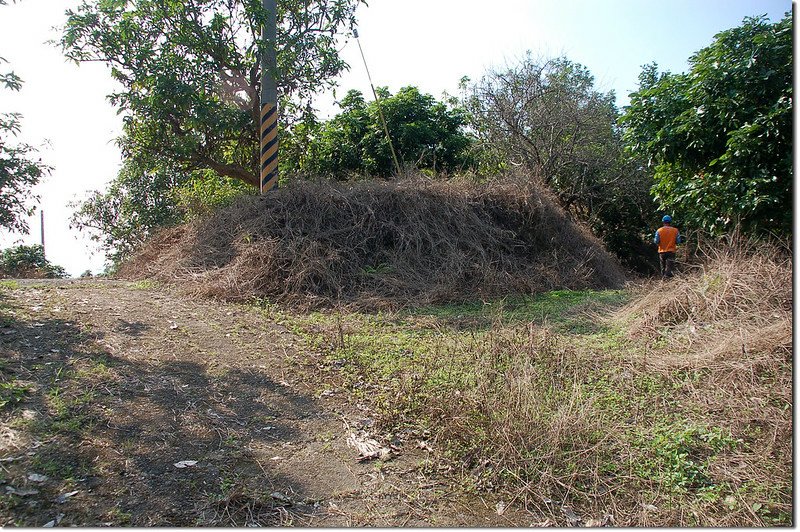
[54,490,79,504]
[43,513,64,527]
[270,492,291,504]
[27,473,48,482]
[561,506,580,526]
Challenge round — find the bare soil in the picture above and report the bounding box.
[0,279,529,527]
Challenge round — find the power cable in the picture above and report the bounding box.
[352,28,402,176]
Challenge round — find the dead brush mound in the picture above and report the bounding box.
[118,178,626,309]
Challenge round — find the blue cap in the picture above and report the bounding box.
[662,215,672,223]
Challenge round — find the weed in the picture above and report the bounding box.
[105,507,132,525]
[131,280,159,290]
[633,423,741,492]
[0,381,28,409]
[30,455,76,480]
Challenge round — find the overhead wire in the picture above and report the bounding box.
[352,28,402,176]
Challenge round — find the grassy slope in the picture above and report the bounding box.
[259,243,791,527]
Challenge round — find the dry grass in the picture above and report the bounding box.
[625,237,790,344]
[118,176,625,309]
[291,236,791,526]
[614,237,793,525]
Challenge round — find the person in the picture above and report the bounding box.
[654,215,682,279]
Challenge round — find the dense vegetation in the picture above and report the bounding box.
[0,26,50,234]
[0,244,67,279]
[282,87,474,178]
[621,14,792,237]
[65,8,791,273]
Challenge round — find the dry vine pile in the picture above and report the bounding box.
[119,178,626,308]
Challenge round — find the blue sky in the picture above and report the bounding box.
[320,0,791,114]
[0,0,792,275]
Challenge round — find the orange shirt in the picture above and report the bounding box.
[656,226,679,253]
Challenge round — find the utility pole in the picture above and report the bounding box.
[40,209,45,257]
[260,0,279,193]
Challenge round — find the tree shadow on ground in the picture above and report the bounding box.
[0,296,329,526]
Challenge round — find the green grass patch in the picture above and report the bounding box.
[0,280,19,290]
[409,289,629,331]
[632,422,741,493]
[0,380,28,409]
[131,279,159,290]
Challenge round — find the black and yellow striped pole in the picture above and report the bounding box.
[260,0,278,193]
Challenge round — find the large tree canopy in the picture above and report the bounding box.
[61,0,363,188]
[620,13,792,237]
[283,86,474,178]
[465,54,656,271]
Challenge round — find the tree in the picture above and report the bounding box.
[71,150,252,264]
[284,86,475,178]
[70,154,187,264]
[465,54,656,270]
[0,245,67,279]
[0,55,49,234]
[620,13,792,237]
[60,0,364,189]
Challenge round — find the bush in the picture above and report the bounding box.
[0,244,68,278]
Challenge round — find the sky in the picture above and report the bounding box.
[0,0,791,276]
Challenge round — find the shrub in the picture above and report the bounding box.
[0,244,67,278]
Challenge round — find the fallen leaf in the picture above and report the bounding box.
[6,486,39,496]
[346,431,393,462]
[27,473,48,482]
[54,490,79,504]
[43,513,64,528]
[173,460,198,468]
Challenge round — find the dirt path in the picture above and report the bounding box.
[0,279,525,526]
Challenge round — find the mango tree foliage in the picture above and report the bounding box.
[0,56,48,234]
[621,14,792,236]
[282,87,474,178]
[60,0,363,188]
[70,154,187,264]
